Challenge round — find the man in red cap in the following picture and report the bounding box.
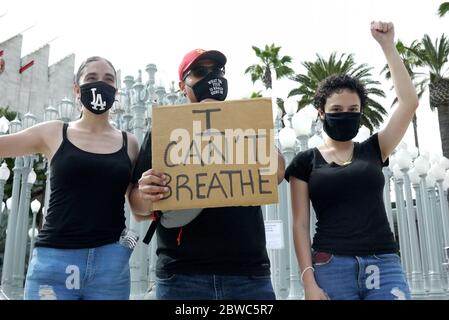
[129,49,283,300]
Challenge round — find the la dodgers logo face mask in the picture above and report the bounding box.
[79,81,117,115]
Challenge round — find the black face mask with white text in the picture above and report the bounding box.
[80,81,117,114]
[323,112,361,141]
[187,71,228,102]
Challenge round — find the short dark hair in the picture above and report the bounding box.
[75,56,116,85]
[313,74,367,112]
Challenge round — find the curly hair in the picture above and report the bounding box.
[313,74,368,112]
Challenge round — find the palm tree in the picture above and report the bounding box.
[245,44,294,116]
[245,44,294,90]
[406,34,449,158]
[438,2,449,17]
[288,52,387,133]
[249,91,263,99]
[381,39,427,150]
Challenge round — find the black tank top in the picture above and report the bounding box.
[36,123,132,249]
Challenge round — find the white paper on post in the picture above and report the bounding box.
[264,220,284,250]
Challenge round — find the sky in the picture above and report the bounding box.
[0,0,448,155]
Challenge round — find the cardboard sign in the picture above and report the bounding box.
[152,98,279,211]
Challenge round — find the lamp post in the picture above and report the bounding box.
[279,125,304,300]
[443,173,449,275]
[289,106,315,298]
[429,163,449,292]
[396,149,425,297]
[128,70,151,299]
[12,158,35,299]
[7,112,37,298]
[1,118,23,297]
[28,199,41,264]
[392,164,412,283]
[409,167,430,292]
[414,155,446,298]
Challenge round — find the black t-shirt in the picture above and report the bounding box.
[285,133,397,256]
[132,130,271,277]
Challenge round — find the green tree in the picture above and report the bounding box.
[438,2,449,17]
[245,44,294,90]
[406,34,449,158]
[245,44,294,116]
[288,52,387,133]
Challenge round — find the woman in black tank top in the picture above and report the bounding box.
[0,57,139,300]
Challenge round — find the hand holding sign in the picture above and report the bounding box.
[138,168,169,202]
[152,98,278,211]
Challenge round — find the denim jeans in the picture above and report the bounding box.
[312,252,411,300]
[24,242,131,300]
[156,273,276,300]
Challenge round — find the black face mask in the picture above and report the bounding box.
[323,112,361,141]
[79,81,117,114]
[187,71,228,102]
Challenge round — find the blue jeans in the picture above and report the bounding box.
[156,273,276,300]
[24,242,131,300]
[312,252,411,300]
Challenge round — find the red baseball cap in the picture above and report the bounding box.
[178,49,227,81]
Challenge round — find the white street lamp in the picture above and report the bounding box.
[44,105,59,121]
[396,149,413,170]
[291,112,312,137]
[278,127,297,151]
[0,116,10,134]
[302,105,318,120]
[308,135,323,149]
[22,112,38,129]
[392,164,403,180]
[28,228,38,239]
[58,97,75,122]
[0,162,10,180]
[408,146,419,160]
[428,163,446,182]
[8,117,22,134]
[27,169,37,185]
[414,155,430,176]
[5,197,12,210]
[354,126,370,143]
[284,98,298,116]
[31,199,41,214]
[439,157,449,170]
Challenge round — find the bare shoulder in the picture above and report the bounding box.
[36,120,65,132]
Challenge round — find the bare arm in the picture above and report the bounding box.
[127,168,168,218]
[276,148,285,184]
[372,21,419,161]
[290,177,328,300]
[0,120,62,158]
[124,133,167,220]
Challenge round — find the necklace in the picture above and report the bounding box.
[323,140,354,165]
